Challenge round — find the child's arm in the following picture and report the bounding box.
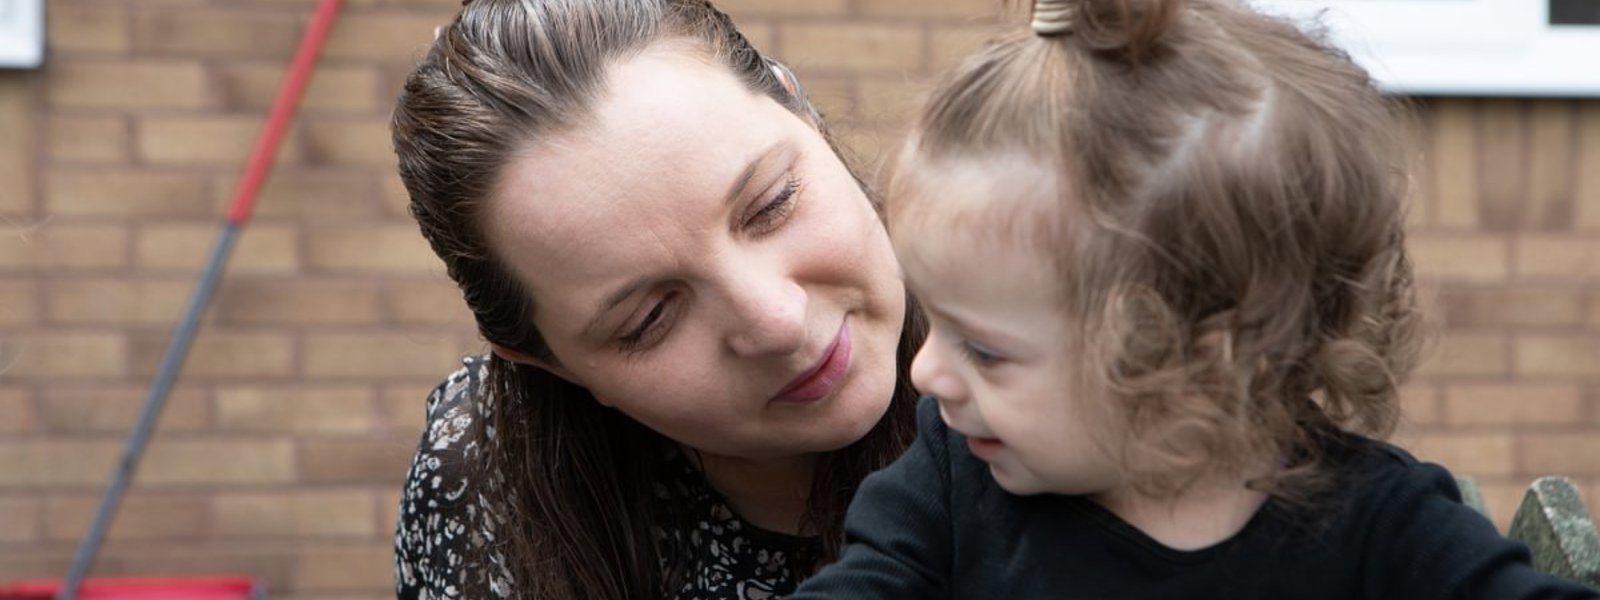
[1367,459,1599,599]
[789,397,954,599]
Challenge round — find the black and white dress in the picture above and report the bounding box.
[394,356,821,600]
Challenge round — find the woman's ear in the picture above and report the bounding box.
[490,343,581,384]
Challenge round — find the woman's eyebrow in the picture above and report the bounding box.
[722,140,792,206]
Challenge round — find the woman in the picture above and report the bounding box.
[389,0,925,598]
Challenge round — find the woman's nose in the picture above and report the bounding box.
[910,329,966,402]
[723,276,808,358]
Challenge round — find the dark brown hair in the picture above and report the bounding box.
[390,1,924,598]
[891,0,1420,504]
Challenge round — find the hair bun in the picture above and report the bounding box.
[1072,0,1184,65]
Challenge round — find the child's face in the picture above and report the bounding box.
[893,157,1122,496]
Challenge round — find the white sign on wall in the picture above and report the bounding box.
[1249,0,1600,97]
[0,0,44,69]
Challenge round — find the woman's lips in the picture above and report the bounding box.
[771,319,852,404]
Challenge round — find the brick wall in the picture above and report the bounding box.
[0,0,1594,597]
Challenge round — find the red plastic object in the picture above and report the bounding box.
[0,577,261,600]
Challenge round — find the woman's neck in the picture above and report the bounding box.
[1090,468,1271,552]
[688,447,818,536]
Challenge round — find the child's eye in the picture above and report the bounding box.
[957,340,1005,367]
[746,176,801,234]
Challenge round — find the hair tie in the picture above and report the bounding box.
[1032,0,1074,36]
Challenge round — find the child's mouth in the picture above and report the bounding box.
[966,436,1005,458]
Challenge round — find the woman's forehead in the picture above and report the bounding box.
[483,47,804,314]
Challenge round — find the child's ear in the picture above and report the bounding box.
[490,343,580,384]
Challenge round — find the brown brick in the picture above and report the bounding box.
[781,24,924,71]
[0,223,130,271]
[215,385,376,434]
[384,279,473,326]
[1406,432,1515,476]
[212,489,377,537]
[292,544,395,591]
[719,0,847,16]
[1479,480,1523,532]
[48,115,131,164]
[1399,111,1432,229]
[45,493,207,541]
[214,279,383,325]
[0,497,41,543]
[1577,102,1600,231]
[1522,434,1600,476]
[1516,237,1600,279]
[299,439,414,484]
[860,0,998,19]
[0,280,40,325]
[217,169,379,220]
[1443,384,1582,426]
[217,64,380,114]
[856,78,928,126]
[1430,99,1478,230]
[303,332,469,378]
[1415,332,1509,378]
[795,74,856,123]
[1409,235,1509,283]
[323,14,440,60]
[130,331,295,378]
[36,385,210,433]
[379,382,436,434]
[46,169,213,217]
[110,548,294,592]
[1524,101,1577,231]
[138,115,301,166]
[47,4,130,53]
[301,120,394,168]
[3,333,128,379]
[134,9,303,58]
[305,225,439,274]
[379,171,413,217]
[0,74,36,215]
[1398,383,1439,426]
[929,25,1003,71]
[47,279,192,325]
[0,441,119,486]
[1438,287,1584,328]
[1515,335,1600,378]
[141,439,296,485]
[0,388,35,434]
[1474,100,1527,232]
[136,223,299,274]
[0,555,71,586]
[47,60,209,109]
[1589,293,1600,328]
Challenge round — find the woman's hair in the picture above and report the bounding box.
[391,0,925,598]
[891,0,1420,504]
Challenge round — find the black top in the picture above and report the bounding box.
[393,356,820,600]
[790,397,1600,600]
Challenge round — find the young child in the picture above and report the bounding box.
[788,0,1600,598]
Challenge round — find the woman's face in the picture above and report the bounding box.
[486,46,906,462]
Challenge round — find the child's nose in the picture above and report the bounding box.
[910,330,966,402]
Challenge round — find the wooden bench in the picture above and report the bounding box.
[1456,476,1600,587]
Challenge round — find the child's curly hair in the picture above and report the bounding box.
[888,0,1422,506]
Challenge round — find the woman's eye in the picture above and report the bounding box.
[746,176,801,233]
[957,340,1005,367]
[618,300,671,351]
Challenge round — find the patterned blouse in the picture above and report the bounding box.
[394,356,822,600]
